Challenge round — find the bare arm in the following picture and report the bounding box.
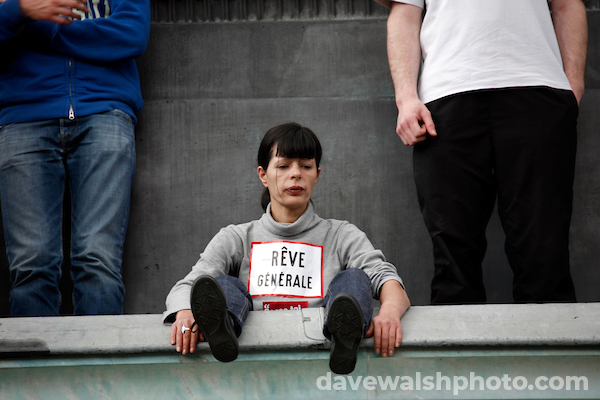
[551,0,588,104]
[387,2,436,146]
[365,280,411,357]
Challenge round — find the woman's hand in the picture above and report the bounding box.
[365,303,403,357]
[170,309,203,355]
[365,280,410,357]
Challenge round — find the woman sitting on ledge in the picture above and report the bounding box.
[163,123,410,374]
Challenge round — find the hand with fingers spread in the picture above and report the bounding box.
[19,0,89,24]
[170,309,203,355]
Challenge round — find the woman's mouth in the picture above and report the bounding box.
[286,186,304,195]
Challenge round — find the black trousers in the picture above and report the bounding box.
[414,87,578,304]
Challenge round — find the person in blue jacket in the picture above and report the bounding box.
[0,0,150,316]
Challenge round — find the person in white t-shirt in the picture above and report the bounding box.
[383,0,587,303]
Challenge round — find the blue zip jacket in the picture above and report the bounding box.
[0,0,150,125]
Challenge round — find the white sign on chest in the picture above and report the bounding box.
[248,241,323,298]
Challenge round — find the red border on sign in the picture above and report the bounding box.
[248,240,324,298]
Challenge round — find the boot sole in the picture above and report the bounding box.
[327,294,363,374]
[190,276,239,362]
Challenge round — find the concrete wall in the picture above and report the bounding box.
[0,1,598,314]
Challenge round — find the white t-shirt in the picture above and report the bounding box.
[394,0,572,104]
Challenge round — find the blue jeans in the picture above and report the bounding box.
[217,268,373,338]
[0,110,136,316]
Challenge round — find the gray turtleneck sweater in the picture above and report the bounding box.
[163,204,404,322]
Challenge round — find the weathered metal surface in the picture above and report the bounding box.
[148,0,600,23]
[150,0,389,23]
[1,304,599,399]
[0,349,598,399]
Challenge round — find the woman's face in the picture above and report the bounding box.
[258,147,320,218]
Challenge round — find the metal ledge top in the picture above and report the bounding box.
[1,303,599,357]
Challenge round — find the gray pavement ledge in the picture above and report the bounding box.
[1,303,599,357]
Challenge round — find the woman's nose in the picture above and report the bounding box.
[290,164,301,178]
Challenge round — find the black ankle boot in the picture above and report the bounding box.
[190,275,239,362]
[327,293,363,374]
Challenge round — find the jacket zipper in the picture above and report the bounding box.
[68,58,75,120]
